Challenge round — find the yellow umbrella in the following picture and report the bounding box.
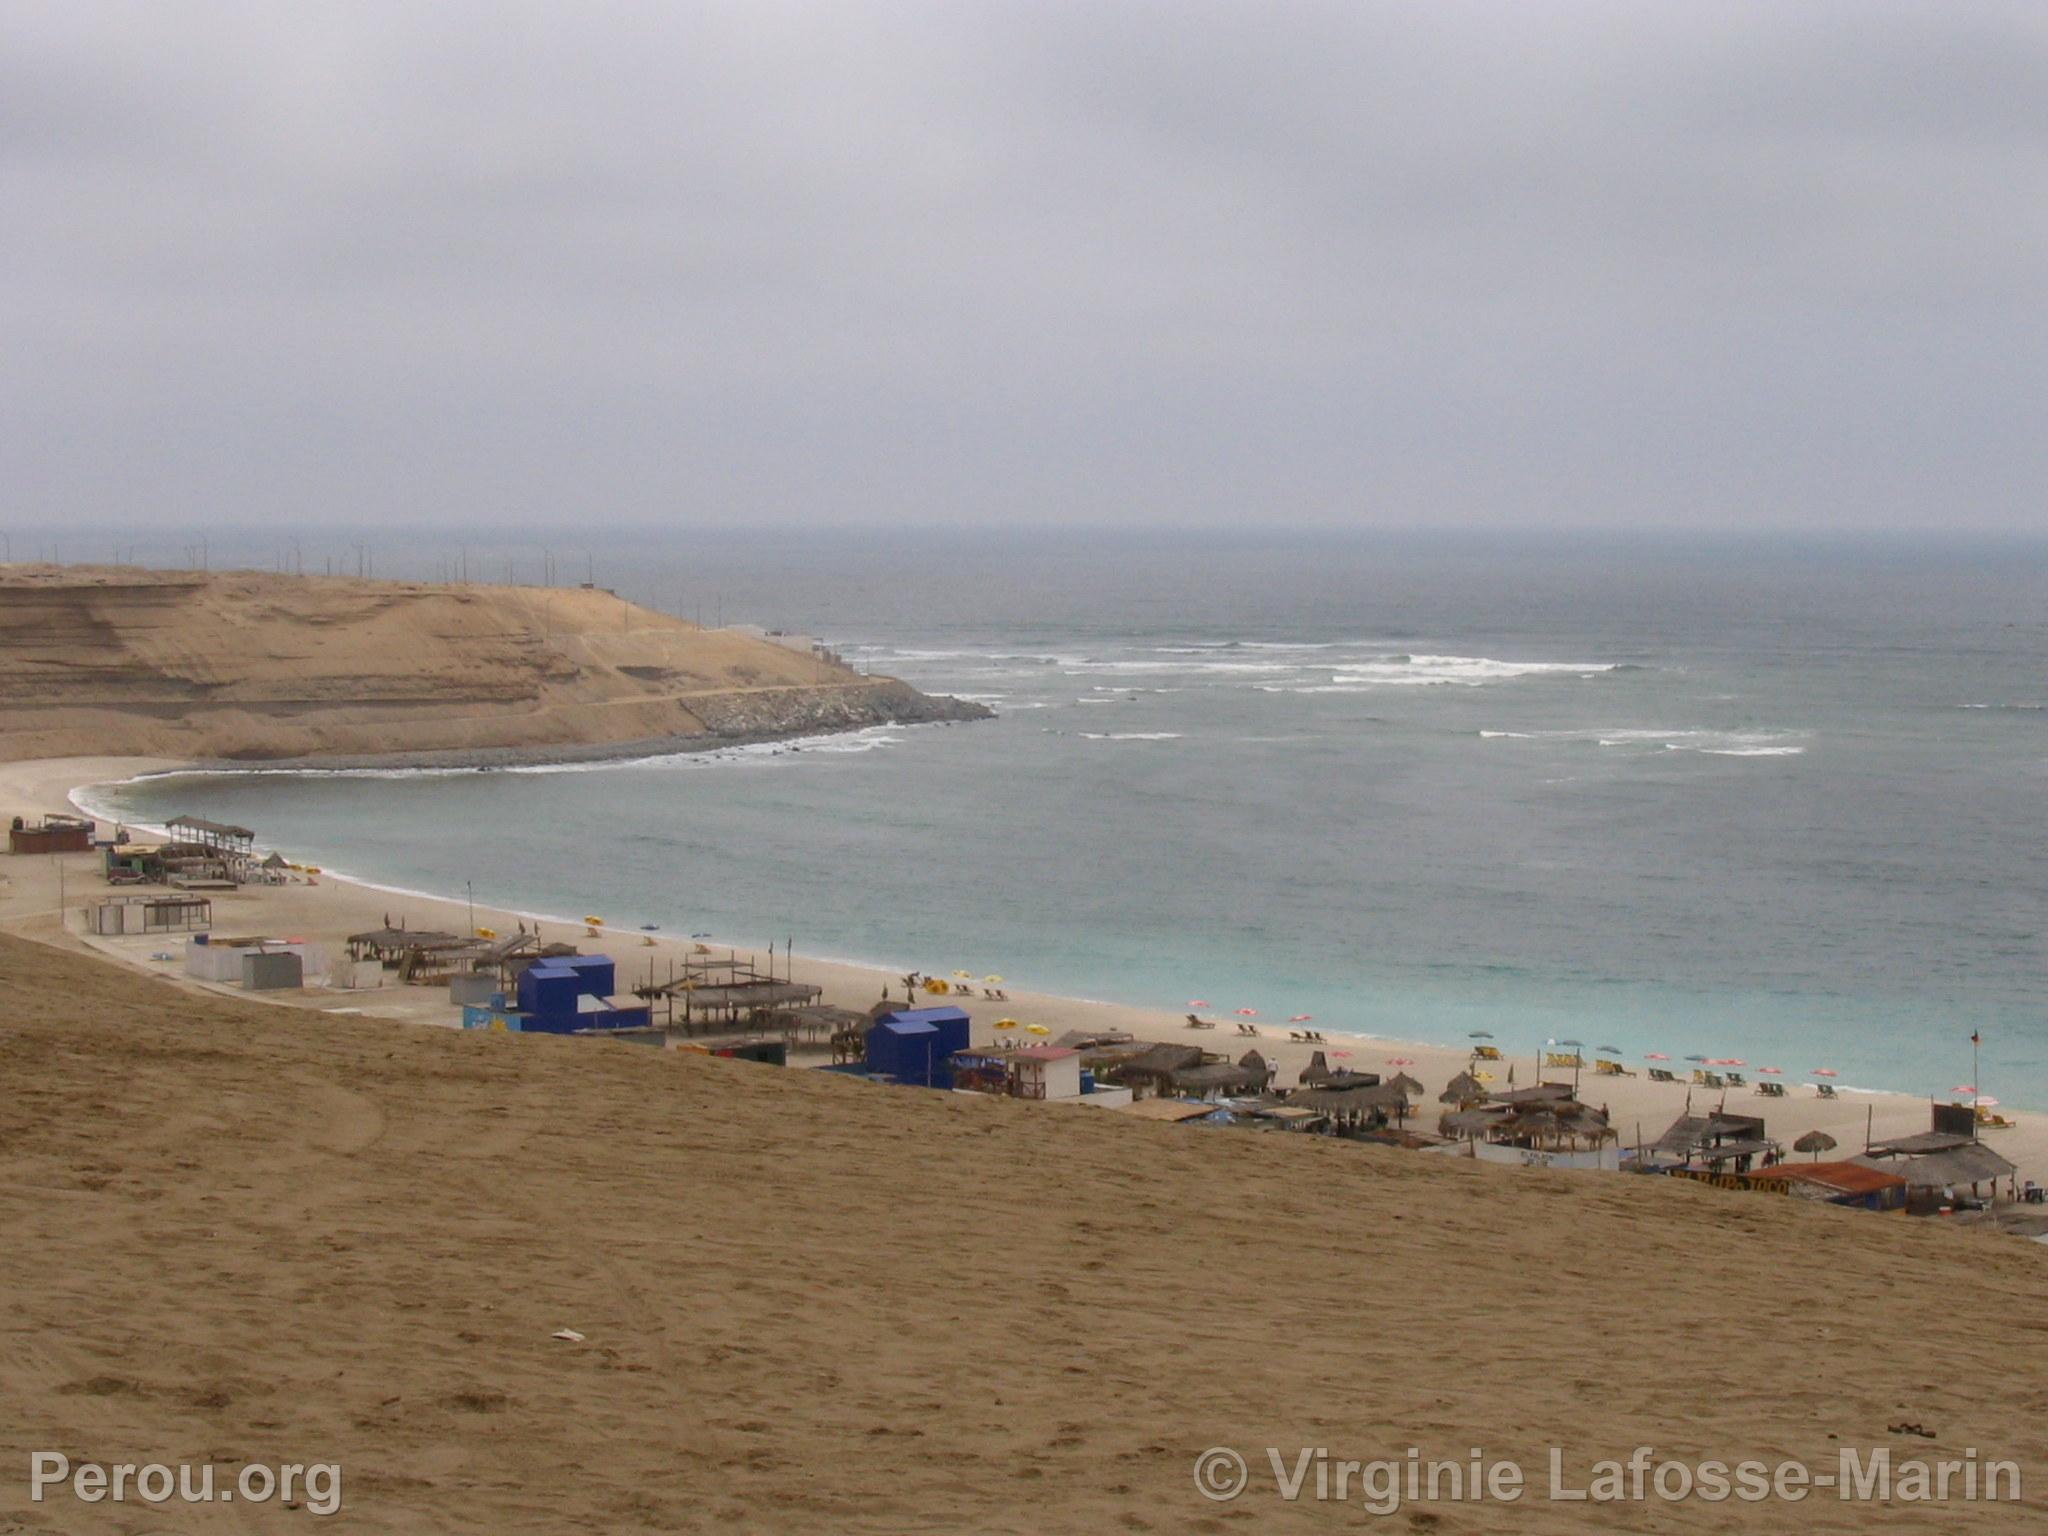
[584,915,605,926]
[476,926,497,940]
[984,974,1004,984]
[923,978,951,995]
[952,969,975,980]
[1025,1024,1050,1037]
[1473,1070,1496,1083]
[994,1018,1020,1029]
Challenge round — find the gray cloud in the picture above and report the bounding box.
[4,1,2045,531]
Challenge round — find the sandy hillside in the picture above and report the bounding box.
[0,565,978,763]
[1,932,2042,1533]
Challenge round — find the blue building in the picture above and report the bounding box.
[461,953,651,1034]
[865,1006,971,1088]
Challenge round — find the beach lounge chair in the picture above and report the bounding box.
[1725,1072,1746,1088]
[1471,1045,1502,1062]
[1185,1014,1216,1030]
[1816,1083,1838,1100]
[1648,1068,1677,1084]
[1757,1081,1785,1098]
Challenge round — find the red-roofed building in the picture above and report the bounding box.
[1745,1160,1907,1211]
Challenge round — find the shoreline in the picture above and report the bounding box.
[1,754,2040,1182]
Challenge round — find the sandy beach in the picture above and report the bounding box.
[6,755,2041,1190]
[3,915,2046,1533]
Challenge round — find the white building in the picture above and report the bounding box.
[1009,1045,1083,1101]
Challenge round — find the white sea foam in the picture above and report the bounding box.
[1077,732,1184,741]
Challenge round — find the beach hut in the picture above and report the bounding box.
[1744,1161,1908,1211]
[1852,1132,2018,1209]
[1651,1111,1775,1173]
[1104,1042,1207,1098]
[8,814,93,855]
[1009,1045,1083,1101]
[866,1007,970,1088]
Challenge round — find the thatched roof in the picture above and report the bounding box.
[1439,1071,1487,1105]
[1439,1106,1504,1138]
[1853,1143,2017,1189]
[1793,1130,1838,1154]
[1169,1062,1263,1093]
[1292,1084,1406,1116]
[1119,1042,1206,1076]
[1386,1072,1424,1097]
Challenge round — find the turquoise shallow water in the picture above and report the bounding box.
[86,531,2048,1107]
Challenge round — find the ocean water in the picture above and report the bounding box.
[86,531,2048,1107]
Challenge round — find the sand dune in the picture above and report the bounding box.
[0,931,2041,1532]
[0,565,980,763]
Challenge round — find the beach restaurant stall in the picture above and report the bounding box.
[1852,1132,2019,1211]
[85,893,211,936]
[8,814,94,855]
[1743,1161,1908,1211]
[865,1006,971,1088]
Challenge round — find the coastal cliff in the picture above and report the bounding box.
[0,566,987,764]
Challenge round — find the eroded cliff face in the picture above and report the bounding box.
[0,567,986,763]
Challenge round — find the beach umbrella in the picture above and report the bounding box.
[1289,1014,1313,1023]
[1968,1096,2000,1109]
[1385,1057,1415,1067]
[1759,1066,1783,1074]
[1556,1038,1585,1048]
[1811,1067,1838,1078]
[1596,1045,1622,1055]
[1188,1000,1210,1008]
[1329,1049,1351,1058]
[1708,1057,1745,1067]
[1234,1008,1259,1017]
[984,975,1004,984]
[1645,1053,1671,1061]
[1025,1024,1050,1037]
[953,970,974,980]
[1468,1030,1494,1039]
[1951,1084,1977,1095]
[1472,1070,1496,1084]
[994,1019,1020,1030]
[1794,1130,1838,1161]
[1387,1072,1425,1097]
[1683,1054,1709,1063]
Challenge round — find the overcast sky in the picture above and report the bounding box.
[5,2,2045,534]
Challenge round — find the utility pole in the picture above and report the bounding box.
[467,880,476,937]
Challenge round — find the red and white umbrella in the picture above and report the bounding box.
[1188,1000,1210,1009]
[1759,1066,1783,1075]
[1234,1008,1259,1017]
[1645,1053,1671,1062]
[1329,1049,1352,1058]
[1708,1057,1745,1067]
[1973,1096,2001,1108]
[1811,1068,1838,1078]
[1289,1014,1313,1023]
[1385,1057,1415,1067]
[1951,1084,1977,1095]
